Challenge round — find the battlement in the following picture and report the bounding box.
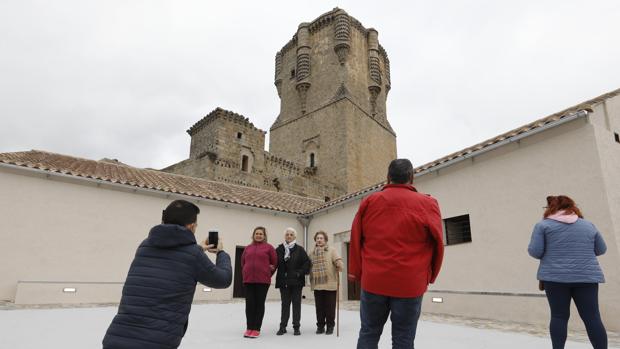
[187,107,265,136]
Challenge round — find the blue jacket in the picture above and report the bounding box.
[528,218,606,283]
[103,224,232,348]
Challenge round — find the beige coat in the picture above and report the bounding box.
[310,245,343,291]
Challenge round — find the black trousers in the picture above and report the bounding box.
[544,282,607,349]
[314,290,337,329]
[245,283,270,331]
[279,285,303,329]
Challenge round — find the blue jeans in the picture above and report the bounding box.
[544,282,607,349]
[357,289,423,349]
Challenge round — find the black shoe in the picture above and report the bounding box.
[276,328,287,335]
[325,327,334,335]
[294,328,301,336]
[316,327,325,334]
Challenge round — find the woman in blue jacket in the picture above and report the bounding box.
[528,195,608,349]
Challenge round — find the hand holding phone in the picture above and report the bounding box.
[208,230,219,248]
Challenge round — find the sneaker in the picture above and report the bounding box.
[276,328,287,335]
[243,330,252,338]
[294,328,301,336]
[316,327,325,334]
[250,330,260,338]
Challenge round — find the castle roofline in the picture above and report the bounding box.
[187,107,266,136]
[277,8,390,64]
[0,150,321,214]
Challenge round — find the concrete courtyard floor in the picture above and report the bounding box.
[0,300,618,348]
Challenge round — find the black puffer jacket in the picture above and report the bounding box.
[102,224,232,349]
[275,244,311,288]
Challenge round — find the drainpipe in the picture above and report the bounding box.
[296,215,312,249]
[296,215,312,294]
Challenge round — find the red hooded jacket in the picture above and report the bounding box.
[241,241,277,284]
[348,184,444,298]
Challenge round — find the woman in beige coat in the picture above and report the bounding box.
[310,231,343,335]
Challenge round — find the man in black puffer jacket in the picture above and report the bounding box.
[103,200,232,348]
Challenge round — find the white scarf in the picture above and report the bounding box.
[284,240,297,261]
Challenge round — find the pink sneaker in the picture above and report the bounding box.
[243,330,252,338]
[250,330,260,338]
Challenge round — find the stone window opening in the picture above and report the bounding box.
[290,69,296,79]
[241,155,249,172]
[237,132,243,139]
[309,153,316,167]
[614,132,619,143]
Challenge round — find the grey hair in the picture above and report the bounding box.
[284,227,297,237]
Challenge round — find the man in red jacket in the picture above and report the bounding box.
[348,158,444,349]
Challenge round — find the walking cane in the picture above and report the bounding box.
[336,271,340,337]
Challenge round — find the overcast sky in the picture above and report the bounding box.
[1,0,619,169]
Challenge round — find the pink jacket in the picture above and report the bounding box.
[241,241,277,284]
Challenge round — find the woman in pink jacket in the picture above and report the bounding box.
[241,226,277,338]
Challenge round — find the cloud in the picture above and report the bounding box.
[1,0,619,169]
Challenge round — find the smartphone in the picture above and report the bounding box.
[208,230,219,247]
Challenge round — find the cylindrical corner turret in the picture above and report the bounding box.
[367,28,382,116]
[333,9,351,65]
[296,23,312,114]
[274,51,283,98]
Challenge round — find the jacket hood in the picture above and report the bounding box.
[146,224,197,248]
[546,211,579,224]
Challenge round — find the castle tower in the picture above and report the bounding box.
[164,108,267,188]
[270,8,397,193]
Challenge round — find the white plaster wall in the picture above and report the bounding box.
[592,95,620,269]
[0,168,301,304]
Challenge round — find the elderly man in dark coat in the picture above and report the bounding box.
[103,200,232,349]
[275,227,311,336]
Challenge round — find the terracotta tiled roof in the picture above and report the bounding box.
[307,181,386,214]
[309,87,620,214]
[0,150,322,214]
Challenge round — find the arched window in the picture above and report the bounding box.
[310,153,315,167]
[241,155,249,172]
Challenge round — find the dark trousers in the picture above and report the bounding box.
[279,285,303,329]
[245,283,270,331]
[357,289,423,349]
[314,290,337,329]
[544,282,607,349]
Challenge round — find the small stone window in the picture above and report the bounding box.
[237,132,243,139]
[443,214,472,245]
[241,155,249,172]
[614,132,619,143]
[290,69,296,79]
[309,153,316,167]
